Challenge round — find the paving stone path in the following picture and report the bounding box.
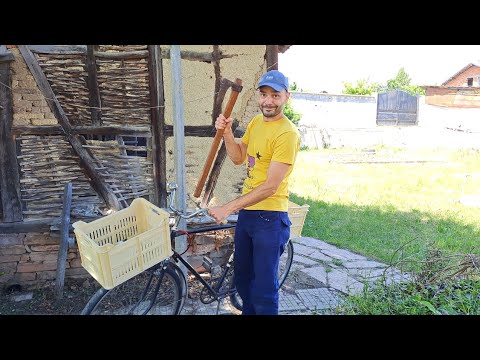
[180,236,412,315]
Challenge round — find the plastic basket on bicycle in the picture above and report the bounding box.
[72,198,171,290]
[288,201,309,239]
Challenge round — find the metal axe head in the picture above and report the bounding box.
[221,78,243,93]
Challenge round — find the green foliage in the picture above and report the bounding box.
[284,82,302,127]
[284,100,301,126]
[290,82,299,91]
[341,68,426,96]
[337,278,480,315]
[342,78,379,95]
[377,67,426,96]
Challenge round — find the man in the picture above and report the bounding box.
[208,70,300,315]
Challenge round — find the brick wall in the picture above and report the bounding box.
[443,65,480,87]
[0,233,87,290]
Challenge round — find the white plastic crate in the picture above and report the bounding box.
[288,201,309,239]
[72,198,171,290]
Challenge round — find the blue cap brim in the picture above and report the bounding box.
[257,82,286,91]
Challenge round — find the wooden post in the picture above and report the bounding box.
[148,45,167,207]
[55,182,73,300]
[266,45,279,71]
[0,48,23,222]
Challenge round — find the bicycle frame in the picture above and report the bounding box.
[169,223,238,304]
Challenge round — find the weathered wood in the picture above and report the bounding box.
[164,125,217,138]
[55,182,72,300]
[201,122,240,207]
[86,46,102,128]
[194,79,243,198]
[94,50,149,60]
[28,45,87,55]
[74,126,151,137]
[27,45,234,63]
[11,126,63,135]
[18,46,122,210]
[0,219,59,233]
[0,54,23,222]
[266,45,279,71]
[148,45,167,207]
[211,46,222,126]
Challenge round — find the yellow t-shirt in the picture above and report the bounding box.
[241,114,300,212]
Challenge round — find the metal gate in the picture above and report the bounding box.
[376,90,418,126]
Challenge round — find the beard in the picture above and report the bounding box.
[261,105,282,118]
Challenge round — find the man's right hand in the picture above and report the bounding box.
[215,114,233,133]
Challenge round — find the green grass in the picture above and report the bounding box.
[290,147,480,272]
[337,278,480,315]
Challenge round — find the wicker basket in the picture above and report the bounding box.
[72,198,171,290]
[288,201,309,239]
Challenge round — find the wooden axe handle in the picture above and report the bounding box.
[194,78,243,198]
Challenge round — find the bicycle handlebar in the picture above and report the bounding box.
[167,182,215,221]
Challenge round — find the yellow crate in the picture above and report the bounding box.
[72,198,171,290]
[288,201,309,239]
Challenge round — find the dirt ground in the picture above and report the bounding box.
[0,277,100,315]
[0,264,316,315]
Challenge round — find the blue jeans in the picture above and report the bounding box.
[234,209,291,315]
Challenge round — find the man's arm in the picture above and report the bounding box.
[223,131,247,165]
[216,114,247,165]
[208,160,291,223]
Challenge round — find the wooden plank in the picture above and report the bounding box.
[164,125,217,138]
[148,45,167,207]
[28,45,234,63]
[86,46,102,128]
[18,45,122,210]
[55,182,72,300]
[12,125,152,137]
[0,55,23,222]
[0,219,59,233]
[28,45,87,55]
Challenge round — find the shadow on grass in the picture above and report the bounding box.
[290,193,480,272]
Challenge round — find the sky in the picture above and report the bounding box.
[278,45,480,94]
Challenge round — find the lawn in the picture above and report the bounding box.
[289,146,480,272]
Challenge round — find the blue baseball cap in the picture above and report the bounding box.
[257,70,289,92]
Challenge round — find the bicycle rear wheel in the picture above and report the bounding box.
[229,239,294,312]
[81,263,185,315]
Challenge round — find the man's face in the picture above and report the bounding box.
[258,86,290,118]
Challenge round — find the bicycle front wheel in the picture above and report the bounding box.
[81,263,184,315]
[229,239,294,312]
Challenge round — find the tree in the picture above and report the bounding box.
[341,68,426,96]
[378,67,426,96]
[284,100,301,126]
[342,78,379,95]
[284,83,302,126]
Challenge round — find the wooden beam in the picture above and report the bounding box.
[86,46,102,128]
[0,219,57,233]
[12,125,152,137]
[266,45,279,71]
[27,45,235,63]
[18,45,122,210]
[11,124,243,139]
[28,45,87,55]
[148,45,167,207]
[164,125,217,138]
[0,54,23,222]
[55,182,72,299]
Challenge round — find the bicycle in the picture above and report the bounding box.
[80,183,294,315]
